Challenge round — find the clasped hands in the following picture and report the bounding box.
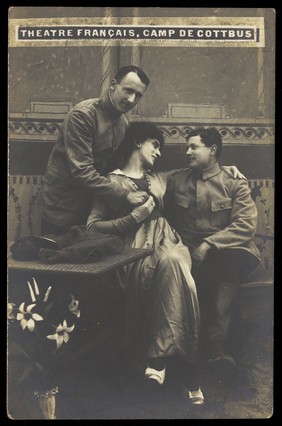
[126,191,150,206]
[129,193,155,224]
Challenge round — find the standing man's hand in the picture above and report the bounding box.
[222,166,247,180]
[192,242,212,268]
[127,191,149,206]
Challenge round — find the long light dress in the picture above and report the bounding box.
[87,169,200,366]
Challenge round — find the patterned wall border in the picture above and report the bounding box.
[9,102,274,145]
[9,118,274,145]
[9,118,63,141]
[156,124,274,145]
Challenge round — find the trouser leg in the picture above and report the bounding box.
[207,280,239,354]
[192,250,248,359]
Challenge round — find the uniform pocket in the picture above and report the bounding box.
[174,193,191,209]
[210,197,232,227]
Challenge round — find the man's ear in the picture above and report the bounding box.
[110,79,117,91]
[133,138,142,148]
[210,144,218,157]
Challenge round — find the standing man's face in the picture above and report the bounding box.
[186,135,216,170]
[110,72,148,113]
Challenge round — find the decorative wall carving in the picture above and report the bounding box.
[9,120,274,145]
[157,125,274,143]
[9,102,274,145]
[9,119,62,138]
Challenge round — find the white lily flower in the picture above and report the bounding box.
[16,302,43,332]
[27,281,36,302]
[32,277,40,295]
[47,320,75,349]
[68,295,80,318]
[43,286,52,303]
[7,303,16,319]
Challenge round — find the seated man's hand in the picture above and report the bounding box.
[127,191,149,206]
[222,165,247,180]
[192,241,211,268]
[130,196,155,223]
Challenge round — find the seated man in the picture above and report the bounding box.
[164,127,260,376]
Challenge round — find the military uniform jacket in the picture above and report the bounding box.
[38,92,130,228]
[165,163,260,261]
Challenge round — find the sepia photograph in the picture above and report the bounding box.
[7,6,274,419]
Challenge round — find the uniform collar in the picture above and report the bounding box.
[101,91,123,119]
[201,162,221,181]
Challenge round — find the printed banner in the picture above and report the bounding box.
[9,17,265,47]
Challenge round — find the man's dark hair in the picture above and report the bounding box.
[114,65,150,87]
[186,127,223,159]
[113,122,164,168]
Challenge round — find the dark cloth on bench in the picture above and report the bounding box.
[38,234,124,264]
[10,226,124,263]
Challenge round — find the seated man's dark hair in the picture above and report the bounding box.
[186,127,223,159]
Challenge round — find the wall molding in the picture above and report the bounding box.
[150,123,274,145]
[9,102,274,145]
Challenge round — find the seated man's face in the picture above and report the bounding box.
[186,135,214,170]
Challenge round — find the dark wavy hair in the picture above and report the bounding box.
[111,122,164,170]
[186,127,223,159]
[114,65,150,87]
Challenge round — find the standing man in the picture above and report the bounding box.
[164,127,260,374]
[38,65,150,235]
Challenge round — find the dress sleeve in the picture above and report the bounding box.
[86,196,139,236]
